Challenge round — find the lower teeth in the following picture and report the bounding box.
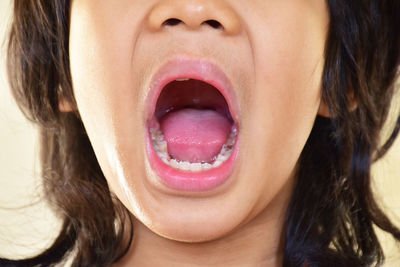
[150,126,237,172]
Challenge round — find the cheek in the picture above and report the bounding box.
[68,1,149,216]
[239,2,327,203]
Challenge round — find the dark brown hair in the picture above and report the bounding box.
[1,0,400,266]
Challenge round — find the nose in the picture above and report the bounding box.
[146,0,242,35]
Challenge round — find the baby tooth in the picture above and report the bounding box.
[191,163,202,172]
[231,126,238,135]
[213,160,223,167]
[170,159,179,169]
[158,141,167,152]
[157,151,168,160]
[180,161,191,171]
[175,78,190,81]
[202,163,212,170]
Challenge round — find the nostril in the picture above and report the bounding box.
[147,2,241,35]
[161,18,224,30]
[162,18,182,27]
[202,20,223,30]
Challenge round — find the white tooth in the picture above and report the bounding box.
[170,159,179,168]
[231,126,238,136]
[175,163,182,170]
[223,147,231,155]
[150,128,157,134]
[158,141,167,152]
[191,163,202,172]
[162,158,169,164]
[152,135,161,142]
[217,153,226,161]
[202,163,212,170]
[213,160,223,167]
[157,151,168,160]
[154,145,161,153]
[176,78,190,81]
[180,161,191,171]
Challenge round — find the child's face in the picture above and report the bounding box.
[69,0,329,241]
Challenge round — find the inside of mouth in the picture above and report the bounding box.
[150,79,237,169]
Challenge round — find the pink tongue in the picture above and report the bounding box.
[160,108,232,163]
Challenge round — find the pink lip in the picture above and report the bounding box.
[145,57,240,192]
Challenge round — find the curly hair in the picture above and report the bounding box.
[1,0,399,266]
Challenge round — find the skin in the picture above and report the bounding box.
[67,0,330,266]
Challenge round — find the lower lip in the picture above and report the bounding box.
[145,129,240,192]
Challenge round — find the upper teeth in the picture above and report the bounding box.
[175,78,190,81]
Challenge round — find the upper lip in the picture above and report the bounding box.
[145,56,240,127]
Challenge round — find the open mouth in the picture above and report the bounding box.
[145,58,240,192]
[151,78,237,170]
